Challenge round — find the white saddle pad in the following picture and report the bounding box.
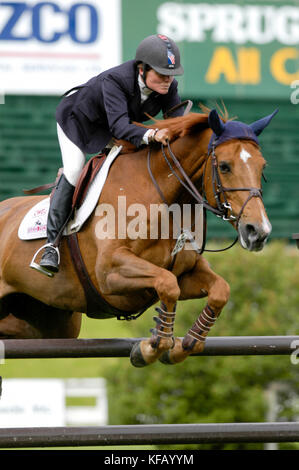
[18,145,122,241]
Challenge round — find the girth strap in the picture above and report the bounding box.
[67,233,127,319]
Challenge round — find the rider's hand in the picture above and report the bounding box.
[150,128,170,146]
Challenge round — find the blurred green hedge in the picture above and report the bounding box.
[106,241,299,450]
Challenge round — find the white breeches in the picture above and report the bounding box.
[57,123,86,187]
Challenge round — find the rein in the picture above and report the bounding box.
[147,140,264,255]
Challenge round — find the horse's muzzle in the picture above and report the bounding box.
[238,220,272,252]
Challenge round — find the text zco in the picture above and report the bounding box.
[0,2,99,43]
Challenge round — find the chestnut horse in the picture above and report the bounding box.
[0,108,277,366]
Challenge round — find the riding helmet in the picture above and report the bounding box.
[135,34,184,76]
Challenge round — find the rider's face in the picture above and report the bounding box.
[139,67,173,94]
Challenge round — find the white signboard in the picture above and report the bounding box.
[0,0,121,94]
[0,378,108,427]
[0,379,65,427]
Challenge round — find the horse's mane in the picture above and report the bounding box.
[144,112,210,140]
[115,104,231,154]
[143,103,231,139]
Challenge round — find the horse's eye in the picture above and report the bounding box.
[219,161,231,173]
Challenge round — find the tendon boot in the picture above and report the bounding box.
[39,174,75,274]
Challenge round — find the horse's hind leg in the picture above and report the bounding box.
[160,256,230,364]
[0,294,82,339]
[0,313,42,339]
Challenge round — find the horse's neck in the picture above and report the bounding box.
[109,128,212,208]
[151,128,212,205]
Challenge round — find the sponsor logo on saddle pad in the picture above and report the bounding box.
[18,146,121,240]
[18,199,49,239]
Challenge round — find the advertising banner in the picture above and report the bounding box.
[122,0,299,100]
[1,0,298,99]
[0,0,121,94]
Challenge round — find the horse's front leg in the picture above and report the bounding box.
[160,255,230,364]
[100,247,180,367]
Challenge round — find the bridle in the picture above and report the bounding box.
[207,144,264,227]
[147,140,264,254]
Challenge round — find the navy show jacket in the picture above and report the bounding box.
[55,60,183,154]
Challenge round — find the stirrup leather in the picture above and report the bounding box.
[30,243,60,278]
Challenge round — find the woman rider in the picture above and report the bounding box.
[37,34,184,275]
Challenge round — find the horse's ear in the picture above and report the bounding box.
[208,109,225,136]
[250,109,279,136]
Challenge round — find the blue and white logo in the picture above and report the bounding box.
[0,0,121,94]
[0,1,99,43]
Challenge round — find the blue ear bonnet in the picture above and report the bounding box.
[208,108,278,152]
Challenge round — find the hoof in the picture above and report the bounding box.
[130,342,148,368]
[158,350,175,365]
[158,337,191,365]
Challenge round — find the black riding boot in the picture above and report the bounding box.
[39,174,74,273]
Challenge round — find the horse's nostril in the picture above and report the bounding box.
[246,224,257,237]
[245,224,267,242]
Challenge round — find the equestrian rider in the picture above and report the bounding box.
[37,34,184,275]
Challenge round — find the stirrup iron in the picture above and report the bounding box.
[30,243,60,278]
